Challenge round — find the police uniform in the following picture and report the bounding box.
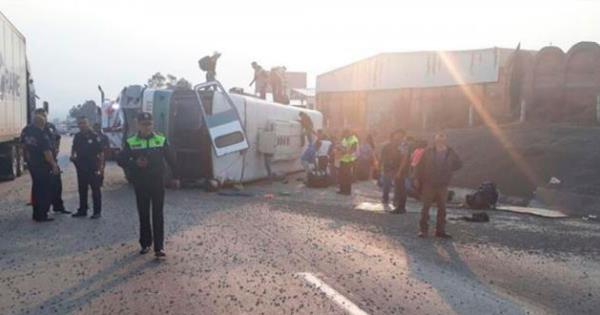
[119,112,177,255]
[95,129,110,186]
[72,129,103,217]
[44,122,67,213]
[20,125,54,221]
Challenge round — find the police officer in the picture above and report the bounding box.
[119,112,179,258]
[20,115,60,222]
[33,108,70,214]
[93,123,109,186]
[71,117,104,219]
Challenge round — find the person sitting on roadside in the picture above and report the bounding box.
[300,141,318,178]
[315,130,332,175]
[414,132,462,239]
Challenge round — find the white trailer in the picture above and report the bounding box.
[0,11,30,180]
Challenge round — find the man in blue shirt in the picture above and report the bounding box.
[301,142,317,175]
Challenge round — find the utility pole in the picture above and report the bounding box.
[98,85,105,126]
[98,85,105,107]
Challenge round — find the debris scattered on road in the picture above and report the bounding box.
[582,214,598,221]
[494,205,568,218]
[354,202,392,212]
[217,190,255,197]
[462,212,490,222]
[549,177,561,185]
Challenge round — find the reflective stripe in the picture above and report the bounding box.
[127,134,166,150]
[149,135,166,148]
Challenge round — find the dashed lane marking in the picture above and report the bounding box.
[296,272,369,315]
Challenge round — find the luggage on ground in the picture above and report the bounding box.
[307,170,330,188]
[466,181,499,209]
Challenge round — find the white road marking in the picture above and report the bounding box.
[297,272,369,315]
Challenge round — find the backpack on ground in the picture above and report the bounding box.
[306,170,330,188]
[463,212,490,222]
[466,181,499,209]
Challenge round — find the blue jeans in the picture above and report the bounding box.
[381,172,407,210]
[381,173,394,203]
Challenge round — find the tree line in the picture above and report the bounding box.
[68,73,193,119]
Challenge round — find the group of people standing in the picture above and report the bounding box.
[298,127,361,195]
[21,112,108,221]
[20,109,67,222]
[376,130,463,238]
[20,110,178,258]
[300,125,463,239]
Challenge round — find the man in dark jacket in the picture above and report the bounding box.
[379,129,409,213]
[71,117,104,219]
[93,123,110,186]
[21,115,61,221]
[414,132,462,238]
[198,52,221,82]
[34,108,69,214]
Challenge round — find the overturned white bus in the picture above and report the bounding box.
[117,81,322,186]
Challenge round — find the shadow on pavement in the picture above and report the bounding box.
[405,239,526,314]
[18,253,160,315]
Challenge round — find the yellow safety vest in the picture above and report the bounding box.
[340,135,359,163]
[126,133,166,150]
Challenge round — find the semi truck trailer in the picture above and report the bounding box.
[0,11,35,180]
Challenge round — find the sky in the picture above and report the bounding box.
[2,0,599,119]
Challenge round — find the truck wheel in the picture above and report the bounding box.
[0,144,18,180]
[15,146,23,177]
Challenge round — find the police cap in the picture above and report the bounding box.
[137,112,153,121]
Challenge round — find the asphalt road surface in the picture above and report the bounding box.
[0,137,599,315]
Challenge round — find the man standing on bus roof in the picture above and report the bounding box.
[119,112,179,258]
[249,61,269,100]
[198,51,221,83]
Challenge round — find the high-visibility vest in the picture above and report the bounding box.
[126,133,166,150]
[340,135,359,163]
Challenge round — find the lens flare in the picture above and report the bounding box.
[437,51,540,187]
